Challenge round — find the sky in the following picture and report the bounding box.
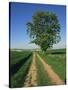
[10,2,66,49]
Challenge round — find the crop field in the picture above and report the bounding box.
[38,49,66,82]
[10,50,32,88]
[10,49,66,88]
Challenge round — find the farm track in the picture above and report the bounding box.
[24,52,37,87]
[37,54,64,85]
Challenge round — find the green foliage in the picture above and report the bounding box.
[26,11,61,51]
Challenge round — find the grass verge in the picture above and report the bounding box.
[35,55,53,86]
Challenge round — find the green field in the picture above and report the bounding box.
[10,49,66,87]
[45,49,66,54]
[10,50,32,88]
[10,51,32,65]
[38,49,66,81]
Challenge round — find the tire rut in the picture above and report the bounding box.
[24,52,37,87]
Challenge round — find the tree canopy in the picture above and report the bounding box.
[26,11,61,51]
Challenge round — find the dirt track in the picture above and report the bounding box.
[24,52,37,87]
[24,52,64,87]
[37,54,64,85]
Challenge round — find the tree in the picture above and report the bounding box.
[26,11,61,51]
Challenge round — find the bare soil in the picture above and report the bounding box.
[24,52,37,87]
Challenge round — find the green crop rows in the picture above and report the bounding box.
[10,50,32,88]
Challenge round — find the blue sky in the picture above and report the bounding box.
[10,2,66,49]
